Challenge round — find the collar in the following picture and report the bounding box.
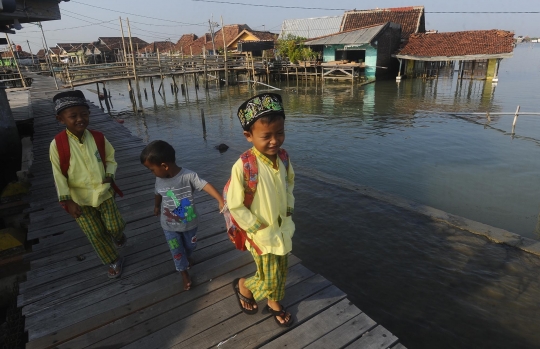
[251,146,278,170]
[66,128,86,143]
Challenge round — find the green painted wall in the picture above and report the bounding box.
[365,46,377,79]
[405,60,414,75]
[486,59,497,79]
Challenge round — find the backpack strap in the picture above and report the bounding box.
[54,130,71,178]
[89,130,124,198]
[240,148,258,209]
[277,148,289,173]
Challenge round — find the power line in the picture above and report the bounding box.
[70,0,208,26]
[191,1,540,13]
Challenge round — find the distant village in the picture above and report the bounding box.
[0,6,522,82]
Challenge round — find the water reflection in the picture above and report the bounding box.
[80,45,540,349]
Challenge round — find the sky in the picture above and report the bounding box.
[9,0,540,54]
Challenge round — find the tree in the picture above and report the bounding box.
[276,34,317,63]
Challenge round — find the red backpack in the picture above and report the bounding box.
[222,148,289,255]
[55,129,123,212]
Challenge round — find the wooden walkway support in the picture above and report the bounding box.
[18,73,406,349]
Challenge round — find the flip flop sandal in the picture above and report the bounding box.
[113,234,128,249]
[108,257,124,279]
[266,304,293,327]
[232,278,258,315]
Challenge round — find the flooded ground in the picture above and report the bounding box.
[82,44,540,348]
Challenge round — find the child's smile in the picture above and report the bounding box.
[244,118,285,161]
[57,106,90,139]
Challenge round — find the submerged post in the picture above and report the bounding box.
[511,105,520,134]
[96,82,104,109]
[201,108,206,137]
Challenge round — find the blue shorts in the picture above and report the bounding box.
[163,227,198,272]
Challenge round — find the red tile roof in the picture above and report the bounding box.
[243,30,279,42]
[214,24,251,49]
[398,30,515,57]
[341,6,425,39]
[139,41,175,54]
[174,34,198,53]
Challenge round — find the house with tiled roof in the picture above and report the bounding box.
[227,29,279,55]
[341,6,425,41]
[395,29,514,81]
[182,24,250,56]
[138,41,175,56]
[84,37,148,63]
[174,34,198,54]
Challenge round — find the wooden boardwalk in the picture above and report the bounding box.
[17,73,406,349]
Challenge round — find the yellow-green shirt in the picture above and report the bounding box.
[49,129,117,207]
[228,147,295,255]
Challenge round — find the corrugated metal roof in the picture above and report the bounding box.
[279,16,343,39]
[304,24,387,45]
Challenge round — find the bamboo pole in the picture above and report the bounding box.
[221,16,228,86]
[126,18,142,109]
[511,105,520,134]
[119,17,128,64]
[5,34,26,88]
[38,22,58,89]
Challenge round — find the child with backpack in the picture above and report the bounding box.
[225,93,295,327]
[140,140,224,291]
[49,90,127,279]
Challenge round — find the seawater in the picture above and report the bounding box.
[83,44,540,349]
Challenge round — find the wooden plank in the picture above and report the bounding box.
[344,325,399,349]
[25,251,256,349]
[124,270,326,349]
[298,312,377,349]
[25,247,247,341]
[391,343,407,349]
[179,283,345,349]
[80,261,306,349]
[261,299,362,348]
[23,236,234,321]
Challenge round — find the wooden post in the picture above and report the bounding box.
[511,105,520,134]
[203,49,209,90]
[65,66,74,89]
[5,34,26,88]
[157,48,165,94]
[304,61,307,81]
[144,87,148,100]
[102,84,111,113]
[221,16,228,86]
[96,82,104,109]
[126,18,142,108]
[201,108,206,137]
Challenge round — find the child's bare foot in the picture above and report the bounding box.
[181,270,192,290]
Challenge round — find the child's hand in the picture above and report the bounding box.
[286,213,292,217]
[154,206,160,216]
[102,177,113,184]
[218,200,225,213]
[258,223,268,231]
[64,200,82,219]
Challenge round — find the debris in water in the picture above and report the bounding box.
[215,143,229,153]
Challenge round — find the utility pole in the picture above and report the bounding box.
[209,19,216,55]
[37,21,58,89]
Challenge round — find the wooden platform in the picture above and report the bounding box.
[17,73,406,349]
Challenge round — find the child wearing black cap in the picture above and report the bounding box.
[228,93,295,327]
[49,90,127,279]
